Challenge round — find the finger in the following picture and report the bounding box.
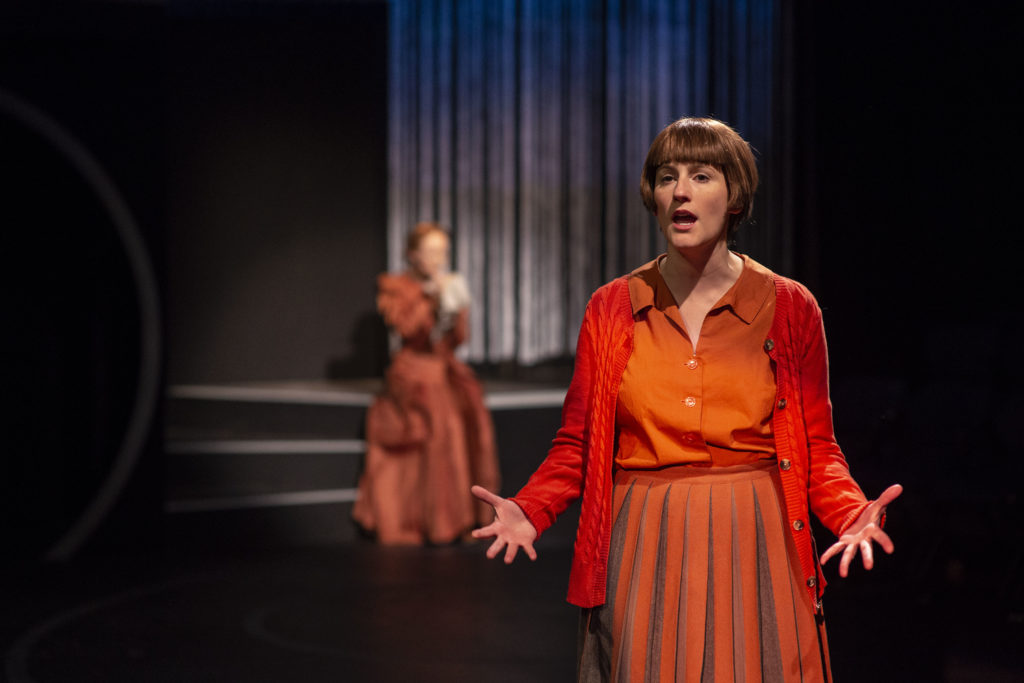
[523,542,538,561]
[471,524,496,539]
[471,485,504,507]
[872,528,895,554]
[485,537,506,560]
[503,543,519,564]
[876,484,903,507]
[819,540,843,565]
[819,540,844,566]
[839,543,857,578]
[860,539,874,570]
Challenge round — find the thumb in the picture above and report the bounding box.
[876,484,903,507]
[471,485,504,508]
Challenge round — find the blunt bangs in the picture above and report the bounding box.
[647,122,736,175]
[640,118,759,235]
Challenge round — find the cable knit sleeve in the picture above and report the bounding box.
[508,301,596,536]
[792,283,871,535]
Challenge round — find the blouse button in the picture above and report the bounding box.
[683,396,697,408]
[685,358,698,370]
[777,398,788,410]
[780,459,791,471]
[792,519,804,531]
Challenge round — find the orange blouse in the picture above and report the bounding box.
[615,255,777,468]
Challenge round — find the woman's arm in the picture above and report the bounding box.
[796,288,903,573]
[471,299,598,558]
[505,312,596,535]
[797,293,873,534]
[377,273,435,341]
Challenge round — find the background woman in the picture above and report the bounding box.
[354,222,500,545]
[472,118,901,681]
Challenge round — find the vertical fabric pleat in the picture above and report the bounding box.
[755,494,786,680]
[389,0,790,364]
[579,463,830,682]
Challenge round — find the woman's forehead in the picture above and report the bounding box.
[419,231,449,248]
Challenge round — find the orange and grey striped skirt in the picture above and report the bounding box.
[577,461,831,683]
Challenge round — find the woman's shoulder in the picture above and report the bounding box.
[580,259,662,327]
[772,273,819,311]
[591,276,629,298]
[376,271,422,299]
[590,257,661,301]
[740,254,818,308]
[587,273,632,311]
[759,270,822,331]
[378,270,416,287]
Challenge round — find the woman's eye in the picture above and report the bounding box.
[658,174,675,184]
[693,173,710,182]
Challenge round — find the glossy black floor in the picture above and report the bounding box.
[3,532,1022,683]
[3,540,576,683]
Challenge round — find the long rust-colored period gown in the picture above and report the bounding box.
[352,271,500,544]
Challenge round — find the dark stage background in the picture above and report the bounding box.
[2,1,1022,681]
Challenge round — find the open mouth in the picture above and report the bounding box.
[672,210,697,225]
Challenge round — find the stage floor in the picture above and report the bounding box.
[3,540,1022,682]
[7,380,1022,681]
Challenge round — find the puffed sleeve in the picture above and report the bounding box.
[376,273,435,342]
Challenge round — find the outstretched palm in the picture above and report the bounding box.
[820,483,903,577]
[470,485,539,564]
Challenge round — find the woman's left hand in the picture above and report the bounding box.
[819,483,903,577]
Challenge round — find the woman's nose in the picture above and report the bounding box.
[673,179,691,200]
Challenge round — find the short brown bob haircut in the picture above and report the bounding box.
[640,117,759,237]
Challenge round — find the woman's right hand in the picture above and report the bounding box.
[470,485,539,563]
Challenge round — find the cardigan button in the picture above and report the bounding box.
[792,519,804,531]
[780,459,791,471]
[777,398,788,410]
[806,576,817,588]
[763,338,775,352]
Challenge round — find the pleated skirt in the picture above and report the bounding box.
[578,462,831,683]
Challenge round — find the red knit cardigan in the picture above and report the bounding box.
[509,262,872,608]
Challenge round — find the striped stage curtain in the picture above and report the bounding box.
[388,0,793,365]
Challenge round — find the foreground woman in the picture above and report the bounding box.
[472,118,901,681]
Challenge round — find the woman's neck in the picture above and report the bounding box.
[659,239,743,349]
[660,239,741,296]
